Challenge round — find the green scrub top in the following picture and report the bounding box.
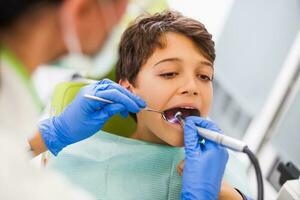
[0,45,43,111]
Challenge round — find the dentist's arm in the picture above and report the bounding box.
[181,116,229,200]
[29,79,145,156]
[29,130,48,156]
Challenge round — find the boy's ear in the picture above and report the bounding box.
[119,79,134,92]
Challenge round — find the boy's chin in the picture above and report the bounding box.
[164,139,184,147]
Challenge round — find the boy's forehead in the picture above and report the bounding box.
[146,32,213,67]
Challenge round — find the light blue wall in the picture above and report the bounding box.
[211,0,300,139]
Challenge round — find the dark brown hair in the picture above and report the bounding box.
[0,0,62,29]
[116,10,215,84]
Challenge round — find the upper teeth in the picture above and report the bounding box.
[180,107,196,109]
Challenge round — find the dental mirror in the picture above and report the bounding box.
[84,94,200,124]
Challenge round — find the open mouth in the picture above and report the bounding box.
[163,107,200,124]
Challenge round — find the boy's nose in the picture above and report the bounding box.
[179,77,199,96]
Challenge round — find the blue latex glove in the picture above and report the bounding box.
[181,116,229,200]
[39,79,146,156]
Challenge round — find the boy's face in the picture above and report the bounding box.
[121,32,213,146]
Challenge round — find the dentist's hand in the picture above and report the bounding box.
[39,79,146,156]
[181,116,229,200]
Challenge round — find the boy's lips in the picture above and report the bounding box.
[162,104,201,124]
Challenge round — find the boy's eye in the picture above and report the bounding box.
[160,72,178,79]
[198,74,212,81]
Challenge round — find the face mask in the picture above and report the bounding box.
[59,10,94,77]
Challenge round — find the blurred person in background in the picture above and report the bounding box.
[0,0,132,199]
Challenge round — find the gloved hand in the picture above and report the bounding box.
[181,116,229,200]
[39,79,146,156]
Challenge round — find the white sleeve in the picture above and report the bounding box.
[0,132,95,200]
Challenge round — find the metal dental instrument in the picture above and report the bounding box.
[85,94,246,151]
[174,111,247,152]
[84,94,164,115]
[85,94,243,151]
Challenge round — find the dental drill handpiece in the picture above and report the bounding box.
[175,112,247,152]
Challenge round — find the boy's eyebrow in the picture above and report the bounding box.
[200,61,213,68]
[153,57,181,68]
[153,57,213,68]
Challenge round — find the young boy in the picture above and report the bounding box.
[48,10,250,200]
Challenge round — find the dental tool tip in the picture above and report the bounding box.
[175,111,183,119]
[175,111,185,125]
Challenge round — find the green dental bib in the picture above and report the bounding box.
[48,131,184,200]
